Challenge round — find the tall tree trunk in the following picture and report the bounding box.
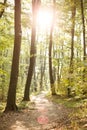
[33,68,37,92]
[40,47,46,91]
[49,0,56,95]
[57,58,60,83]
[69,0,76,74]
[68,0,76,97]
[5,0,21,112]
[81,0,86,81]
[23,0,41,101]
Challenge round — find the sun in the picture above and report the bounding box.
[37,7,53,29]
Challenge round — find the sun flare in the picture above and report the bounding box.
[37,8,53,29]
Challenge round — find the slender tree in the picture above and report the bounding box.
[69,1,76,73]
[23,0,41,101]
[40,46,46,91]
[81,0,86,81]
[5,0,21,111]
[49,0,56,95]
[67,0,76,97]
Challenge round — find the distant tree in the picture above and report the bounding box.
[49,0,56,95]
[39,45,46,91]
[81,0,86,81]
[23,0,41,101]
[67,0,76,97]
[5,0,21,111]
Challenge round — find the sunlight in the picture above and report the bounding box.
[37,8,53,29]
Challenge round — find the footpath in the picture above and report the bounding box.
[0,92,76,130]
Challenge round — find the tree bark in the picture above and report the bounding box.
[81,0,86,81]
[23,0,41,101]
[69,0,76,74]
[67,0,76,97]
[49,0,56,95]
[4,0,21,112]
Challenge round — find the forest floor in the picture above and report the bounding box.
[0,91,87,130]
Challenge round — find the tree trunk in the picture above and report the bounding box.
[33,69,37,92]
[23,0,41,101]
[68,0,76,97]
[81,0,86,81]
[49,0,56,95]
[69,0,76,74]
[40,47,46,91]
[4,0,21,112]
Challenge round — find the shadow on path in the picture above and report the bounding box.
[0,91,72,130]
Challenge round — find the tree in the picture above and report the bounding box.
[67,0,76,97]
[81,0,86,81]
[23,0,41,101]
[49,0,56,95]
[5,0,21,111]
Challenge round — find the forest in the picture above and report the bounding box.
[0,0,87,129]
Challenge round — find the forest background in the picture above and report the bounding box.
[0,0,87,112]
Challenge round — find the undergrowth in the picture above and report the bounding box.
[47,94,87,129]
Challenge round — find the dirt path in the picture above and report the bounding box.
[0,92,72,130]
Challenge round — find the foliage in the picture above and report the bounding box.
[0,0,87,112]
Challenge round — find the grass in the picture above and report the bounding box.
[47,94,87,129]
[47,94,87,108]
[18,101,36,110]
[0,102,6,113]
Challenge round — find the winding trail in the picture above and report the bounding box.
[0,92,72,130]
